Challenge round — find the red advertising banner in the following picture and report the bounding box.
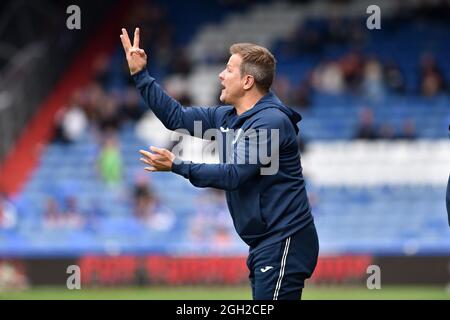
[78,255,373,286]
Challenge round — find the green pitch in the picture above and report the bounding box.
[1,285,449,300]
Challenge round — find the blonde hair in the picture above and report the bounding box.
[229,43,276,93]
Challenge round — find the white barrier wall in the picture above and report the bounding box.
[301,140,450,186]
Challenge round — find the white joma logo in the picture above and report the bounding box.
[260,266,274,273]
[220,126,230,133]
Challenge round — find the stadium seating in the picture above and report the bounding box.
[5,124,449,257]
[1,0,450,258]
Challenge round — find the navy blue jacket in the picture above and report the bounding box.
[447,174,450,226]
[133,69,313,250]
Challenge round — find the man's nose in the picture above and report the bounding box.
[219,71,224,81]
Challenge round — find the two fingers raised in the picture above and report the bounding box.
[120,27,140,52]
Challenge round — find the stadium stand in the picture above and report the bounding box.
[1,0,449,262]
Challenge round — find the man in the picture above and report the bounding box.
[447,174,450,226]
[448,125,450,226]
[120,28,319,300]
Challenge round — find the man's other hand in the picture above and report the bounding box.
[139,146,176,172]
[120,27,147,75]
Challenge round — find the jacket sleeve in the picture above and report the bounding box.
[171,114,287,191]
[132,68,218,137]
[447,174,450,227]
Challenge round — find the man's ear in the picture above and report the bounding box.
[243,75,255,91]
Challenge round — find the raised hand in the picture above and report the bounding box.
[120,27,147,75]
[139,146,176,172]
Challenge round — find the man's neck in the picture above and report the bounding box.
[234,91,266,116]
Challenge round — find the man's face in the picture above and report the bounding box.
[218,54,245,105]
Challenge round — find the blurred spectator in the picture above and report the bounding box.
[384,61,406,94]
[300,28,322,54]
[132,175,156,219]
[362,57,385,100]
[419,53,446,97]
[211,225,233,248]
[120,87,145,124]
[164,75,193,106]
[307,190,320,213]
[304,178,320,216]
[176,92,193,106]
[169,46,193,75]
[135,111,175,148]
[97,132,123,186]
[273,76,294,105]
[97,94,121,133]
[354,107,378,140]
[297,135,308,154]
[420,71,445,97]
[397,119,417,140]
[92,54,111,88]
[0,261,28,291]
[340,52,363,92]
[188,189,233,245]
[84,199,104,232]
[43,197,64,229]
[291,80,312,109]
[378,122,396,140]
[312,61,345,94]
[62,196,85,229]
[131,174,175,231]
[83,82,106,122]
[44,196,86,230]
[0,193,17,230]
[143,204,176,231]
[347,19,365,46]
[153,26,174,73]
[326,16,348,45]
[53,90,88,144]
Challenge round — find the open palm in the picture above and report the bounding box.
[120,28,147,75]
